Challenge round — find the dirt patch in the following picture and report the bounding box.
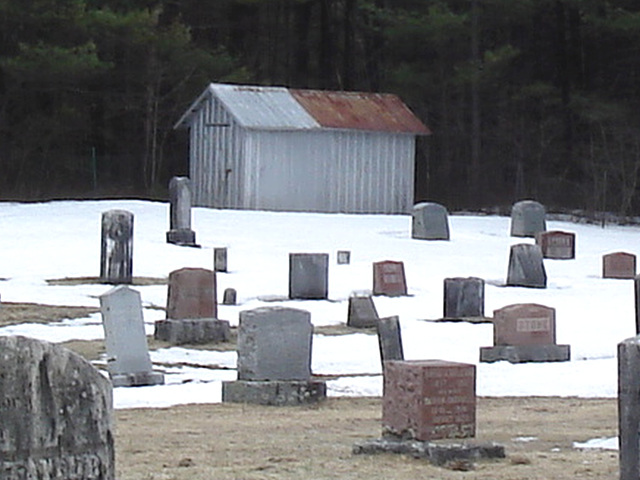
[115,397,618,480]
[0,302,99,327]
[46,276,166,286]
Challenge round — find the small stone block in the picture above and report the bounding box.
[154,318,230,345]
[214,247,228,272]
[373,260,408,297]
[603,252,636,279]
[535,230,575,259]
[479,344,571,363]
[221,380,327,406]
[166,228,198,247]
[222,287,237,305]
[337,250,351,265]
[111,371,165,388]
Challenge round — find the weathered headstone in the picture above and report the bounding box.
[510,200,546,237]
[154,267,230,345]
[635,276,640,335]
[337,250,351,265]
[100,209,133,284]
[535,230,575,259]
[603,252,636,279]
[373,260,407,297]
[480,303,570,363]
[506,243,547,288]
[222,287,237,305]
[214,247,228,272]
[99,285,164,387]
[166,176,198,247]
[0,336,115,479]
[289,253,329,300]
[222,306,326,405]
[382,360,475,441]
[377,316,404,365]
[411,202,450,240]
[443,277,485,319]
[619,335,640,480]
[347,294,379,328]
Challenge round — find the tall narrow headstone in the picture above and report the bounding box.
[535,230,575,259]
[214,247,228,272]
[635,276,640,335]
[222,306,326,405]
[603,252,636,279]
[289,253,329,300]
[506,244,547,288]
[99,285,164,387]
[619,335,640,480]
[166,176,198,247]
[154,267,230,345]
[377,316,404,365]
[411,202,450,240]
[373,260,408,296]
[510,200,546,237]
[100,209,133,284]
[347,294,379,328]
[443,277,485,319]
[383,360,476,441]
[0,336,115,479]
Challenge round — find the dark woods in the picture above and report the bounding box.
[0,0,639,215]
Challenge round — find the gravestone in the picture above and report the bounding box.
[166,176,198,247]
[603,252,636,279]
[377,316,404,365]
[347,294,379,328]
[337,250,351,265]
[480,303,570,363]
[619,335,640,480]
[411,202,450,240]
[506,244,547,288]
[222,306,326,406]
[382,360,476,441]
[373,260,407,297]
[100,209,133,284]
[214,247,228,272]
[510,200,546,237]
[0,336,114,479]
[535,230,575,259]
[154,267,230,345]
[443,277,485,319]
[99,285,164,387]
[635,276,640,335]
[289,253,329,300]
[222,287,237,305]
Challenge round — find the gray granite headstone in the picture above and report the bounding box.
[237,306,312,381]
[377,315,404,365]
[222,287,237,305]
[510,200,546,237]
[214,247,228,272]
[506,244,547,288]
[619,335,640,480]
[411,202,450,240]
[347,294,379,328]
[337,250,351,265]
[289,253,329,300]
[0,336,114,479]
[99,285,164,387]
[166,176,198,247]
[635,276,640,335]
[444,277,485,319]
[100,209,133,284]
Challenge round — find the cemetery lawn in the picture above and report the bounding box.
[114,396,618,480]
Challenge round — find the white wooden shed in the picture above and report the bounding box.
[174,83,431,214]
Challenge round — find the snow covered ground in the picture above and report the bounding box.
[0,200,635,419]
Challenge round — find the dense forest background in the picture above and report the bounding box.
[1,0,639,214]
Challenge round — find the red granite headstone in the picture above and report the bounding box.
[382,360,476,441]
[166,267,217,319]
[493,303,555,346]
[535,230,575,259]
[373,261,407,296]
[603,252,636,279]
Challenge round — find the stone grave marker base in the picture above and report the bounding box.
[166,229,199,247]
[222,380,327,406]
[154,318,230,345]
[480,344,570,363]
[353,437,505,466]
[111,371,165,388]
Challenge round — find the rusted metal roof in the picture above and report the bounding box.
[290,89,431,135]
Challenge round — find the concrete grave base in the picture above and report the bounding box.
[166,228,199,247]
[222,380,327,406]
[154,318,230,345]
[353,437,505,466]
[479,344,570,363]
[111,371,165,388]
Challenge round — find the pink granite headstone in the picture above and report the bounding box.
[373,261,407,297]
[493,303,556,346]
[603,252,636,279]
[535,230,575,259]
[166,267,217,319]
